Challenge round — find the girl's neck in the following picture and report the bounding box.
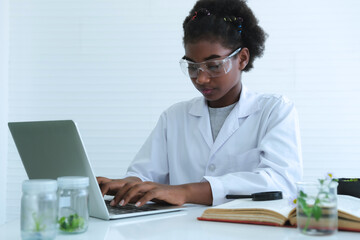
[207,84,242,108]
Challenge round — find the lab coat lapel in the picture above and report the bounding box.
[188,87,260,155]
[189,98,213,149]
[209,105,240,157]
[209,86,261,158]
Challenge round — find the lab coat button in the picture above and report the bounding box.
[208,164,216,172]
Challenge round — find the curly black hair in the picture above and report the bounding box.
[183,0,267,72]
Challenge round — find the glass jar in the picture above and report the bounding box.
[57,176,89,234]
[21,179,58,240]
[296,181,338,236]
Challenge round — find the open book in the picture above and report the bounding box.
[198,195,360,232]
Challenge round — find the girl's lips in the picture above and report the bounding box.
[201,88,214,95]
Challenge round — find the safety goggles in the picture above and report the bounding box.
[179,47,242,78]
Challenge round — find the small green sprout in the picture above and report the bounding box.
[32,212,46,232]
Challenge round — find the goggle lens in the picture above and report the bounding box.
[179,47,241,78]
[180,60,232,78]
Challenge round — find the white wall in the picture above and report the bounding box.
[246,0,360,177]
[0,0,9,225]
[5,0,360,221]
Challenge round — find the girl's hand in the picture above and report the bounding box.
[96,176,142,197]
[110,181,213,207]
[97,177,213,207]
[113,182,188,207]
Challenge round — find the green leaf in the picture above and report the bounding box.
[32,212,46,232]
[72,217,79,228]
[58,217,65,224]
[299,190,307,198]
[78,217,85,228]
[298,198,312,217]
[312,205,322,221]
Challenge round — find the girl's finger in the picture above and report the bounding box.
[134,190,159,207]
[111,181,142,206]
[121,182,156,206]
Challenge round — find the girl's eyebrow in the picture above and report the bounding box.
[182,54,222,62]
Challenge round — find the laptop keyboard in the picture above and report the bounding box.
[105,200,158,214]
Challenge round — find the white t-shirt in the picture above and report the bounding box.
[208,102,237,141]
[124,86,303,205]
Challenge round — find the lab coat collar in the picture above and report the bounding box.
[237,85,261,118]
[188,85,260,118]
[188,85,261,151]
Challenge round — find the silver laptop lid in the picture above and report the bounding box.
[8,120,110,220]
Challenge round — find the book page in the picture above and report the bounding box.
[338,195,360,220]
[210,198,294,219]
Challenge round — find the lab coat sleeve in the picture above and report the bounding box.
[123,112,170,184]
[204,98,303,206]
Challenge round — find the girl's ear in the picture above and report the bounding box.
[238,48,250,71]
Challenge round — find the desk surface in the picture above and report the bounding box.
[0,206,359,240]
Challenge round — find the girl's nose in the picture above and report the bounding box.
[196,70,210,84]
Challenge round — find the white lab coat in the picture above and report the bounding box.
[125,86,303,205]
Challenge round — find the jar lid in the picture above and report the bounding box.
[22,179,58,193]
[57,176,89,189]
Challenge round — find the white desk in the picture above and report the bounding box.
[0,206,359,240]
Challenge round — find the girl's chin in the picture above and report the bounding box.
[200,91,218,100]
[203,96,219,102]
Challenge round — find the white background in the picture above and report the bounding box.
[1,0,360,223]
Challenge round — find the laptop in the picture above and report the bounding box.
[8,120,185,220]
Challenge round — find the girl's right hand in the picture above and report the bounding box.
[96,176,142,197]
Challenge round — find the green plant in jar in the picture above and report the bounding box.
[296,173,338,234]
[58,214,85,232]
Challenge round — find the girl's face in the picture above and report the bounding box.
[184,40,249,108]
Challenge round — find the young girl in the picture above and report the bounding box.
[97,0,302,207]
